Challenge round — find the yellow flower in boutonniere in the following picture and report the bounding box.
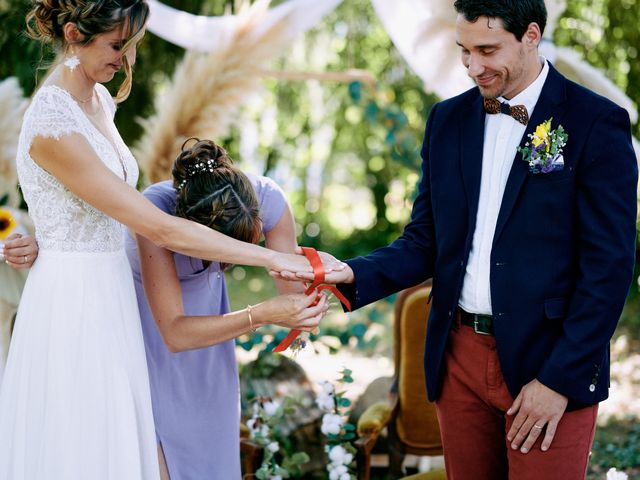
[0,207,17,240]
[531,119,552,150]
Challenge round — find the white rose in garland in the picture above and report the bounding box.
[321,413,343,436]
[328,444,353,465]
[606,468,628,480]
[263,400,280,417]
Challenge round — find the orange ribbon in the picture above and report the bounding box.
[273,247,351,352]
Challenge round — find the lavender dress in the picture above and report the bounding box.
[125,175,286,480]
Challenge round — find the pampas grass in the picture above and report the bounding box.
[135,0,299,183]
[0,78,28,195]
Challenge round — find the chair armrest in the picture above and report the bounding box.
[357,401,393,438]
[240,437,264,476]
[401,471,447,480]
[354,400,395,480]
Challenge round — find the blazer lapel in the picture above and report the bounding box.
[460,93,486,237]
[492,64,567,246]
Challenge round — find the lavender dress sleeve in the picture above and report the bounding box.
[125,176,287,480]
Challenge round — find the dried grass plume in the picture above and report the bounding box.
[0,78,29,201]
[135,0,296,183]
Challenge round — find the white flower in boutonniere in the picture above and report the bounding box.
[517,118,568,174]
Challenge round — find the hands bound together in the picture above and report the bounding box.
[269,247,354,285]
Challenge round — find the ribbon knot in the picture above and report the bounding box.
[273,247,351,352]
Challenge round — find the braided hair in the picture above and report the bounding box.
[173,138,262,255]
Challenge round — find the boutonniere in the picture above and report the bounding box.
[517,118,568,174]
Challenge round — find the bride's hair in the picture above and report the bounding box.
[173,138,262,250]
[26,0,149,103]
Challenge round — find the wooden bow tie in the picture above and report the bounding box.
[483,98,529,126]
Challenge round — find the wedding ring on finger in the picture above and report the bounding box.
[532,424,543,431]
[24,255,28,264]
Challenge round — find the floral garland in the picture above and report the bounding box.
[246,396,309,479]
[316,368,357,480]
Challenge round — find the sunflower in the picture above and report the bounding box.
[0,207,17,240]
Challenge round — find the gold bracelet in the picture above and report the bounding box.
[247,304,256,332]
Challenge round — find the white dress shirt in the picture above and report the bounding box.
[459,58,550,315]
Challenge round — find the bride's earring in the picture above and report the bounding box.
[64,52,80,72]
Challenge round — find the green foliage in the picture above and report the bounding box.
[589,417,640,477]
[281,452,311,478]
[555,0,639,141]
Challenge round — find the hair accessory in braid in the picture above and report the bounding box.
[177,158,219,191]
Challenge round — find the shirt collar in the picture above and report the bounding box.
[499,56,549,115]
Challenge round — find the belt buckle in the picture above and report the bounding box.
[473,316,491,336]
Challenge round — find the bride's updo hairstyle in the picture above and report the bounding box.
[173,138,262,249]
[26,0,149,102]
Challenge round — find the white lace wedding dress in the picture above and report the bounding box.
[0,84,160,479]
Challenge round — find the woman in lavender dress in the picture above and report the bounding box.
[125,139,323,479]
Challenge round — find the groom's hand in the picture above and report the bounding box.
[506,379,568,454]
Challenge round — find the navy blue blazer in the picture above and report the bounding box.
[341,64,637,408]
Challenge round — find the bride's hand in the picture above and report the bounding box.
[2,233,39,269]
[267,250,313,278]
[253,291,329,331]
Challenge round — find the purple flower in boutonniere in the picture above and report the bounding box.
[517,118,568,174]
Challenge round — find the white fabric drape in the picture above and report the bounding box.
[370,0,473,100]
[146,0,342,52]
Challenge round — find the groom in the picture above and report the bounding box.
[326,0,638,478]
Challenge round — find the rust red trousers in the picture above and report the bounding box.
[434,318,598,480]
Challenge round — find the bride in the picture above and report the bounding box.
[0,1,339,478]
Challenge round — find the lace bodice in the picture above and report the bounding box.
[16,84,138,253]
